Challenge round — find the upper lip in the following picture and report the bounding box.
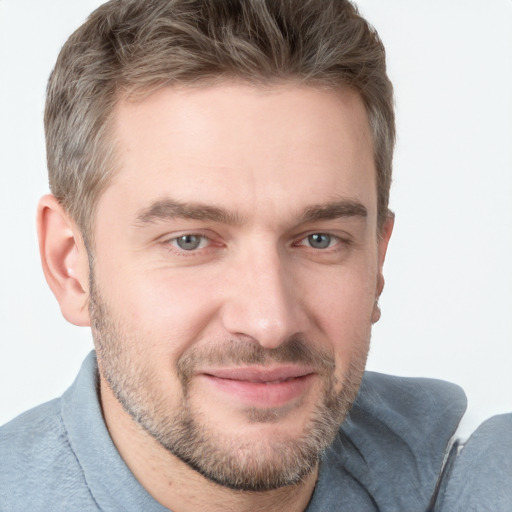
[201,366,316,383]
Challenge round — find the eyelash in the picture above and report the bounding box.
[295,233,346,250]
[164,233,216,255]
[163,231,351,256]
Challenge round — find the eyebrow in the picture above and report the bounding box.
[300,200,367,223]
[134,198,367,227]
[135,199,244,226]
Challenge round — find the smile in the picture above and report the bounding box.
[198,366,317,408]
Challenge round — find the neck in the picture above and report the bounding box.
[100,378,318,512]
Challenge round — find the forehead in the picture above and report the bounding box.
[99,83,376,226]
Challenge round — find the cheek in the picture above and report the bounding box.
[102,269,222,357]
[307,260,377,326]
[303,264,377,368]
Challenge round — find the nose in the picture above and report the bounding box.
[220,244,308,349]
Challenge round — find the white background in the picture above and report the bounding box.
[0,0,511,436]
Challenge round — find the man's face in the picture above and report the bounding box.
[89,84,391,491]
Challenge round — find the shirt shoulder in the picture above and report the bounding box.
[307,372,467,512]
[0,395,98,511]
[0,352,169,512]
[437,413,512,511]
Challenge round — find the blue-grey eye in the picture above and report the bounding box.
[176,234,203,251]
[308,233,332,249]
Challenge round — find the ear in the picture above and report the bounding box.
[37,194,91,326]
[372,212,394,323]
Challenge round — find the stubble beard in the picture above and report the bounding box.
[89,276,369,492]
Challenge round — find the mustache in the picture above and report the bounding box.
[176,336,335,387]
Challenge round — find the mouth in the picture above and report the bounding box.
[198,366,317,408]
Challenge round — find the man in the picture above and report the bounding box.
[0,1,510,511]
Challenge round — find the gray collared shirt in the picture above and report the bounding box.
[1,351,510,511]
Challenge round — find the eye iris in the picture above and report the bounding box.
[308,233,331,249]
[176,235,201,250]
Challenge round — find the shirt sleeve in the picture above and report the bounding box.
[435,413,512,512]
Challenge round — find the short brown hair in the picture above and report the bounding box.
[45,0,395,240]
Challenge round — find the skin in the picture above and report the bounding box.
[38,83,393,512]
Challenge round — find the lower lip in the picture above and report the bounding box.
[200,374,316,408]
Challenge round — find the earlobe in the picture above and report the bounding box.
[37,194,91,326]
